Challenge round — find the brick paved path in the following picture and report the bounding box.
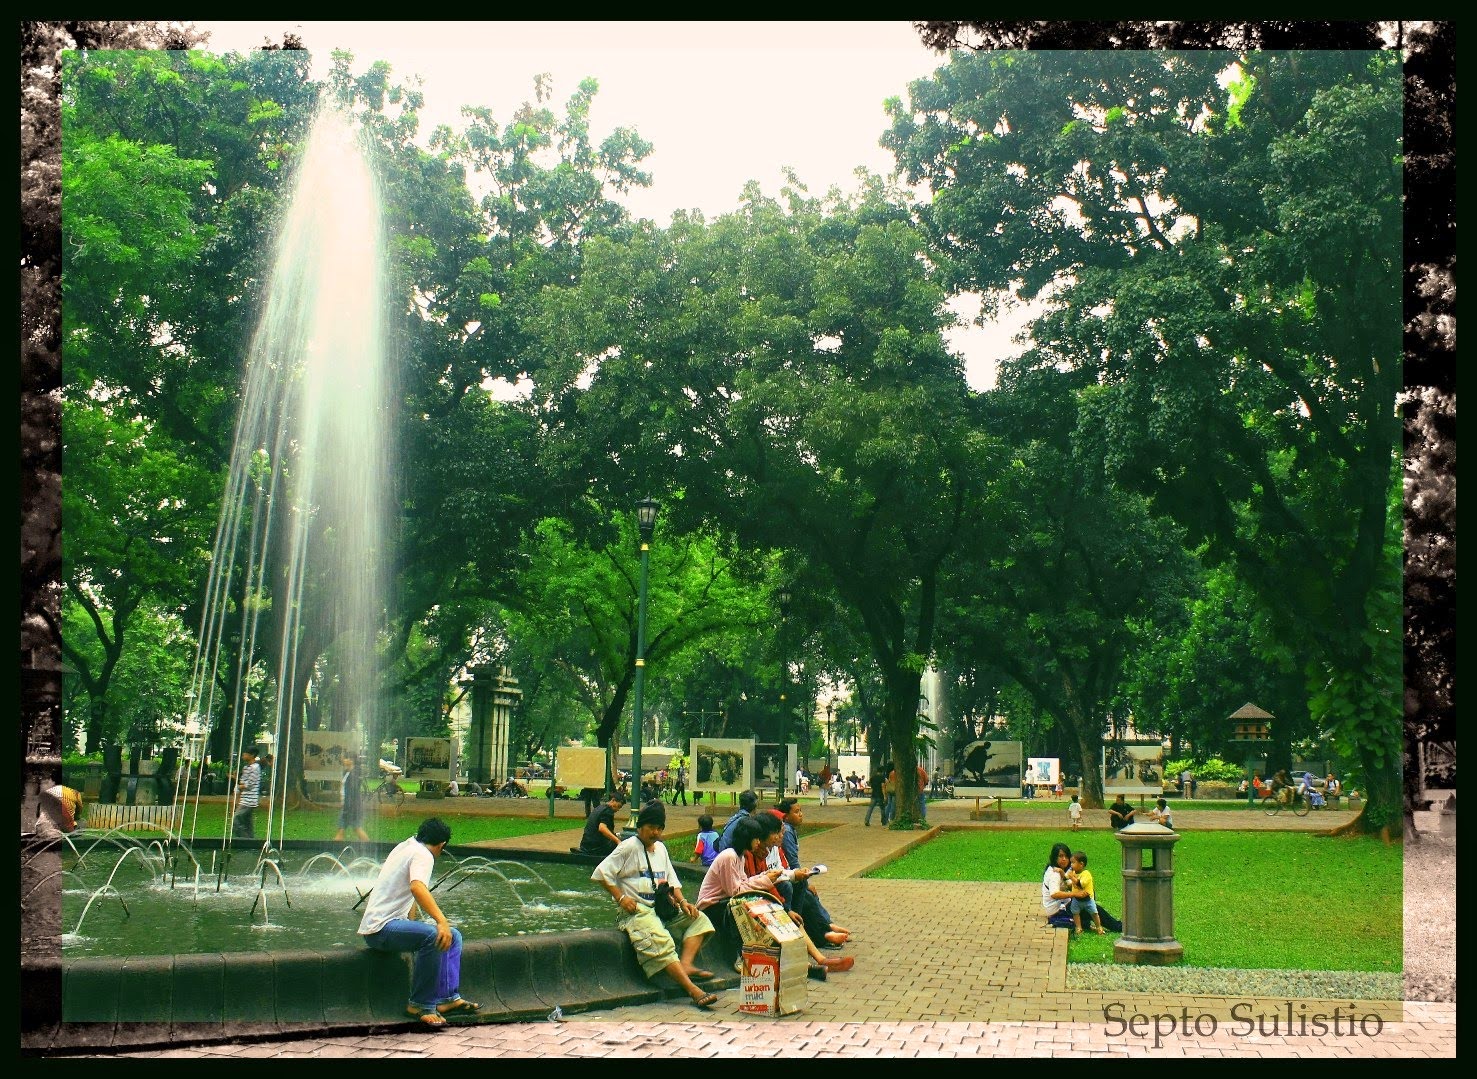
[57,799,1455,1058]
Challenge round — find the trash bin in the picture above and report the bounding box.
[1113,821,1183,965]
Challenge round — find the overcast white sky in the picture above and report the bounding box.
[195,20,1035,387]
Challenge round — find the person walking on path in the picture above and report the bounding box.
[915,763,930,826]
[818,763,831,806]
[231,748,261,840]
[864,765,889,827]
[670,763,688,807]
[357,817,480,1029]
[334,754,370,842]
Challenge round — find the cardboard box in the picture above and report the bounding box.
[731,894,809,1016]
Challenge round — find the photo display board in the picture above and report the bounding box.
[405,737,453,783]
[301,731,362,782]
[690,737,753,793]
[952,739,1023,797]
[1026,757,1061,788]
[557,746,609,790]
[753,743,785,790]
[1102,742,1166,796]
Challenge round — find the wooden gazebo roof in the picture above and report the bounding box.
[1229,703,1274,720]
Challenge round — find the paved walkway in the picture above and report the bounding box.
[62,798,1454,1058]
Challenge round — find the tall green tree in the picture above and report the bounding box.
[937,363,1196,806]
[534,180,994,825]
[888,50,1404,831]
[501,505,772,786]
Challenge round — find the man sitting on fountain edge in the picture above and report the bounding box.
[357,817,481,1028]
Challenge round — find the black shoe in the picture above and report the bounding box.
[819,940,845,950]
[807,964,828,981]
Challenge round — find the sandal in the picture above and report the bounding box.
[691,992,720,1010]
[406,1006,449,1029]
[437,998,482,1017]
[685,968,714,981]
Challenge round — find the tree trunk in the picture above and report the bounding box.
[1073,724,1106,809]
[883,669,923,828]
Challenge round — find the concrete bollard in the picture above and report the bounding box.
[1113,821,1183,965]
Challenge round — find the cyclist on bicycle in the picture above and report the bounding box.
[1271,769,1292,803]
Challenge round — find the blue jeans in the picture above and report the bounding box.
[363,918,464,1009]
[918,794,927,823]
[865,797,883,825]
[883,793,895,825]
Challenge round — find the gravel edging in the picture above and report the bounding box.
[1067,963,1403,1001]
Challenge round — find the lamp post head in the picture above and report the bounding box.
[636,497,660,542]
[777,587,791,619]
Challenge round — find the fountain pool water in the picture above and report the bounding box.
[56,842,661,960]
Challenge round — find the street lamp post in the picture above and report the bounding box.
[777,586,791,793]
[628,497,660,820]
[825,700,834,770]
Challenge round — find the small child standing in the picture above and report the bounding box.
[1068,794,1083,831]
[693,814,720,867]
[1065,851,1106,935]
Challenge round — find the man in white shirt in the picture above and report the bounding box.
[358,818,480,1028]
[592,800,720,1009]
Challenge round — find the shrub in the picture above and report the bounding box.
[1164,757,1245,783]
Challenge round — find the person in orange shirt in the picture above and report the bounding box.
[916,763,931,827]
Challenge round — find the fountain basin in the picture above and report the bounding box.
[23,842,737,1053]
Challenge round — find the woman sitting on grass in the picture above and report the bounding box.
[1041,842,1077,929]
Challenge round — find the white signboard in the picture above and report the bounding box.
[1102,743,1166,796]
[836,754,870,784]
[1026,757,1061,788]
[953,740,1023,797]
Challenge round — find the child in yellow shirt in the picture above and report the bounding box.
[1065,851,1106,935]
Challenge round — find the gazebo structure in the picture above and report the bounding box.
[1228,702,1273,742]
[1228,702,1274,778]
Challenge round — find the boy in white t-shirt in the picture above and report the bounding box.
[358,818,480,1028]
[1068,794,1083,831]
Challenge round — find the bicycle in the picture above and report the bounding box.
[1262,787,1310,817]
[367,773,406,807]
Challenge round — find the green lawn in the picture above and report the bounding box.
[138,804,583,845]
[868,829,1402,972]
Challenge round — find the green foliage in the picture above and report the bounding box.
[1163,757,1245,783]
[871,829,1401,971]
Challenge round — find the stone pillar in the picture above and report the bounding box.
[1113,821,1183,965]
[467,668,492,787]
[467,666,521,787]
[491,668,522,787]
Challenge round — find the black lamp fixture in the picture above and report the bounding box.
[636,497,660,542]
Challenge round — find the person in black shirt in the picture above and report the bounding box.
[579,790,628,856]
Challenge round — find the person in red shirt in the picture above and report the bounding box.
[916,764,931,827]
